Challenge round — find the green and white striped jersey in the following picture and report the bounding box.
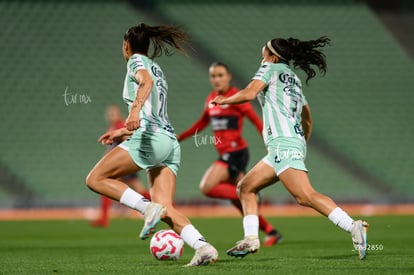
[253,62,308,145]
[122,53,175,138]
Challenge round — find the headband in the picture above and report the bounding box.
[266,40,287,61]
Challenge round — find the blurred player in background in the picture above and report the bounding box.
[91,104,150,228]
[86,23,218,266]
[177,62,282,246]
[212,36,369,260]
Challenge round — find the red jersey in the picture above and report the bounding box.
[108,120,125,132]
[178,87,263,155]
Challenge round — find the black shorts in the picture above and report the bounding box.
[217,148,249,180]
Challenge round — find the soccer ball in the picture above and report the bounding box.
[150,229,184,260]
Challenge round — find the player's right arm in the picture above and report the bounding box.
[301,104,312,142]
[125,69,153,131]
[212,80,266,105]
[177,108,210,141]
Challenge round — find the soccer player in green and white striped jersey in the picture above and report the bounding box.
[213,36,369,260]
[86,23,218,266]
[122,53,175,137]
[254,61,308,145]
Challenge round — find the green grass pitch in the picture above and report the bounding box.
[1,216,413,274]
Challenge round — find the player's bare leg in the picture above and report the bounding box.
[200,164,247,214]
[148,166,218,266]
[148,166,191,233]
[233,171,282,246]
[200,162,238,199]
[86,147,166,239]
[125,177,150,200]
[279,168,369,260]
[86,147,140,200]
[227,161,278,257]
[238,161,279,217]
[201,162,282,246]
[278,168,337,216]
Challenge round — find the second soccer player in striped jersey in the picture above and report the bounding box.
[178,62,282,246]
[213,36,369,260]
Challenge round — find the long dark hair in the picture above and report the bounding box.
[267,36,330,84]
[124,23,190,59]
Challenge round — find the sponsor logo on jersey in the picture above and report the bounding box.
[151,65,166,80]
[279,72,300,87]
[210,116,238,131]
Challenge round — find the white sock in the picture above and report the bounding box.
[181,224,207,250]
[243,215,259,238]
[328,207,354,233]
[119,188,150,214]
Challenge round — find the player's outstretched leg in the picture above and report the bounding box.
[279,168,369,260]
[87,147,166,239]
[148,167,219,266]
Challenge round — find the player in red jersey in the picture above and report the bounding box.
[177,62,282,246]
[91,105,150,227]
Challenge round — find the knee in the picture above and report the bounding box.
[237,179,254,198]
[199,180,211,196]
[85,170,99,191]
[294,192,314,207]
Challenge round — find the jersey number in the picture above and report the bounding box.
[158,92,167,121]
[290,99,298,118]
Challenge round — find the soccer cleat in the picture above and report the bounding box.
[227,236,260,257]
[351,220,369,260]
[184,243,218,267]
[263,231,283,247]
[139,203,167,240]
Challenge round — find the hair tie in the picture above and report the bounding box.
[266,40,287,61]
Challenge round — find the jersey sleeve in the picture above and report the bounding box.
[127,54,147,77]
[238,102,263,134]
[252,63,273,84]
[177,105,210,141]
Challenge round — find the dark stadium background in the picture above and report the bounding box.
[0,0,412,209]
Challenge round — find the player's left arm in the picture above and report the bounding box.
[212,80,265,105]
[98,128,133,145]
[125,69,153,131]
[301,104,312,141]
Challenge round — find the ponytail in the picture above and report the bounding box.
[124,23,190,59]
[267,36,330,84]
